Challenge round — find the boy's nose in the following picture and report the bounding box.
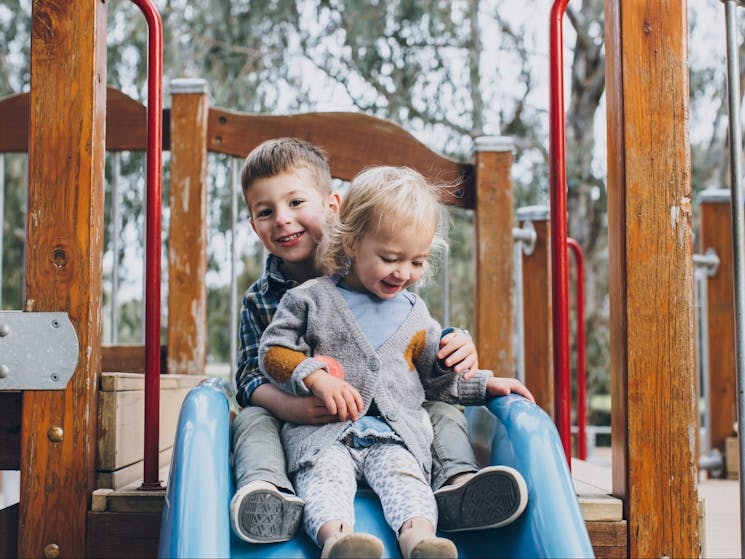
[273,208,292,226]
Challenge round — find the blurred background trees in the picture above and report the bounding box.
[0,0,737,421]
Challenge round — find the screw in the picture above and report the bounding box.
[47,426,64,443]
[50,373,60,382]
[51,320,60,328]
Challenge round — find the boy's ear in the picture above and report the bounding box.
[327,192,341,214]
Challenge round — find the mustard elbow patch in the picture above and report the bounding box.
[404,330,427,372]
[264,346,306,383]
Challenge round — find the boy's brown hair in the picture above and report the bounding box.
[240,137,333,200]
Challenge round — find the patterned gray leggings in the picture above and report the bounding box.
[293,441,438,544]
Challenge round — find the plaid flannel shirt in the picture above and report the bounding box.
[235,254,298,407]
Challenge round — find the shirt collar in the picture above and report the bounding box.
[257,254,299,295]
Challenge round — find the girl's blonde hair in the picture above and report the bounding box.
[319,166,450,284]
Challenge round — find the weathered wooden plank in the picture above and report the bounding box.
[86,511,161,559]
[97,387,193,471]
[587,520,627,559]
[101,344,167,374]
[699,193,738,456]
[207,108,473,208]
[0,393,21,470]
[520,211,553,416]
[20,2,107,557]
[167,82,209,375]
[605,1,700,557]
[472,141,514,375]
[95,447,172,490]
[100,371,204,392]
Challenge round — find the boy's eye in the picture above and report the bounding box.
[412,261,425,268]
[255,208,272,219]
[381,256,397,263]
[289,199,305,207]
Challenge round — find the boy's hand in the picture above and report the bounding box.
[250,383,339,424]
[438,329,479,379]
[485,377,536,403]
[304,370,364,422]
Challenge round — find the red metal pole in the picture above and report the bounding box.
[131,0,163,491]
[549,0,572,465]
[567,238,587,461]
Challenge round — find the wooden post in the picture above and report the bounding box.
[699,189,737,457]
[605,1,700,557]
[473,137,514,376]
[167,79,209,375]
[20,2,107,557]
[517,206,553,416]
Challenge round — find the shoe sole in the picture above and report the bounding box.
[236,489,304,544]
[435,467,527,532]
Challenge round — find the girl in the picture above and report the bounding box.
[258,166,534,559]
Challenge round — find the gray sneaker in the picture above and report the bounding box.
[230,480,304,543]
[434,465,528,532]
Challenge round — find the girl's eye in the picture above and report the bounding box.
[381,256,397,263]
[412,261,425,268]
[289,199,305,207]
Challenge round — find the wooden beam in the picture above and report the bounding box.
[20,2,107,557]
[167,80,209,375]
[472,137,514,375]
[206,108,473,208]
[87,511,161,559]
[0,504,19,559]
[517,206,553,415]
[605,1,700,557]
[699,190,737,456]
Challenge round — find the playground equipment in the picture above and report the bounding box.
[0,1,713,558]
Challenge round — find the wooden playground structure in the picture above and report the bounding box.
[0,1,731,558]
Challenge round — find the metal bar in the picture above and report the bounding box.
[110,153,121,344]
[549,0,572,464]
[230,158,239,383]
[722,0,745,549]
[130,0,163,491]
[567,238,587,461]
[513,239,526,383]
[441,246,450,328]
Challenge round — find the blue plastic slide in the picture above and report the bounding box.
[158,377,594,558]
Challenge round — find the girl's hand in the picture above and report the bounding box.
[438,329,479,379]
[304,370,364,421]
[485,377,536,403]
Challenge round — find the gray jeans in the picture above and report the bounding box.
[231,401,480,493]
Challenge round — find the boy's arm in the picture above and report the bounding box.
[236,289,338,423]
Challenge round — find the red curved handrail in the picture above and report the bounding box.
[549,0,572,465]
[130,0,163,491]
[567,238,587,461]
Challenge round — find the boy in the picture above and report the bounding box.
[231,138,528,544]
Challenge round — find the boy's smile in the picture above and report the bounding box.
[246,168,340,280]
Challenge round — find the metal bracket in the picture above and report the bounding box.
[0,311,79,390]
[513,221,538,256]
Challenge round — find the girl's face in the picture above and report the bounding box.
[344,219,434,299]
[246,168,340,275]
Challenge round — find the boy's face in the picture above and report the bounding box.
[246,168,340,269]
[344,220,434,300]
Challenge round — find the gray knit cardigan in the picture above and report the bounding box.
[258,276,492,478]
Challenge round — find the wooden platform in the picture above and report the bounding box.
[88,457,627,559]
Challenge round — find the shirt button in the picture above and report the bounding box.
[368,358,380,371]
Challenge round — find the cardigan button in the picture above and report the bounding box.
[368,358,380,371]
[386,411,399,421]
